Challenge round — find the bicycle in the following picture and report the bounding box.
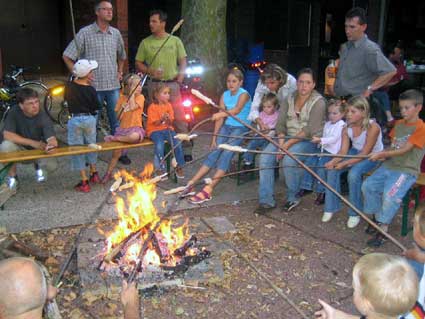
[0,65,50,128]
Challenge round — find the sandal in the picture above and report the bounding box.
[189,188,212,204]
[179,184,195,198]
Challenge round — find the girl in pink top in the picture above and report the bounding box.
[243,93,279,166]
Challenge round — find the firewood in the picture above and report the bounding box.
[103,229,144,263]
[9,239,48,261]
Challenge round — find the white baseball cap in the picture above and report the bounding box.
[73,59,98,78]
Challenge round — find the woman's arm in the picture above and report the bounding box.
[212,93,250,121]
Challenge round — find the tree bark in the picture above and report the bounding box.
[181,0,227,99]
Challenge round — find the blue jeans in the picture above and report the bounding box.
[258,141,317,206]
[300,151,332,194]
[362,165,417,224]
[203,125,249,171]
[97,89,120,134]
[324,148,380,216]
[67,115,97,171]
[242,136,268,164]
[372,90,391,112]
[150,129,185,170]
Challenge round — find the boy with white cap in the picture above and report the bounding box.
[65,59,101,192]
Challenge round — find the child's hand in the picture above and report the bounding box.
[212,112,225,121]
[403,243,425,263]
[325,159,339,170]
[312,136,321,144]
[369,151,387,162]
[334,161,348,170]
[315,299,337,319]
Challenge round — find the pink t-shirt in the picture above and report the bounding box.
[259,111,279,129]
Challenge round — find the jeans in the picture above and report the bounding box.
[324,148,380,216]
[258,141,317,206]
[97,89,120,135]
[362,165,417,224]
[300,151,332,194]
[372,90,391,112]
[203,125,248,171]
[67,115,97,171]
[150,129,185,170]
[242,136,268,164]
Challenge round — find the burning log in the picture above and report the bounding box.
[174,235,197,257]
[103,228,146,263]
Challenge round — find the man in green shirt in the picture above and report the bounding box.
[135,10,191,157]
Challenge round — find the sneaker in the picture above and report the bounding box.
[253,204,276,215]
[118,155,131,165]
[184,154,193,162]
[314,193,325,205]
[5,176,18,191]
[242,160,252,166]
[367,232,387,247]
[347,216,361,228]
[89,172,101,184]
[35,169,46,182]
[175,167,185,179]
[321,212,334,222]
[282,200,300,212]
[365,218,379,235]
[295,189,312,198]
[75,180,90,193]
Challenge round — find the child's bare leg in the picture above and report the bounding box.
[80,170,88,181]
[89,164,97,174]
[106,149,122,174]
[188,165,210,186]
[114,133,141,143]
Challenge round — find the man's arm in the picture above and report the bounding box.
[363,71,397,97]
[121,281,140,319]
[3,131,45,150]
[62,55,75,73]
[176,56,187,83]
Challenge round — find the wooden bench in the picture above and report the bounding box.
[0,140,173,206]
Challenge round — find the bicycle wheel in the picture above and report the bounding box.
[58,104,70,129]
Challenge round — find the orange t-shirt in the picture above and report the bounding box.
[115,94,145,129]
[146,102,174,136]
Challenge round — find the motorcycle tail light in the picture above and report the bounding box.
[193,106,200,113]
[185,113,191,121]
[182,99,192,107]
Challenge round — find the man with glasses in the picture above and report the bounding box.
[63,0,131,164]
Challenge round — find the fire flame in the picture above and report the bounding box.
[104,163,191,267]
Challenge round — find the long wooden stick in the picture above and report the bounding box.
[200,217,309,319]
[191,89,406,251]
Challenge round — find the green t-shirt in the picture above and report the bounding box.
[135,34,187,81]
[384,120,425,177]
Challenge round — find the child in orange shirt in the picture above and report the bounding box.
[146,83,185,178]
[101,74,146,183]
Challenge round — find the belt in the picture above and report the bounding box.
[150,79,176,83]
[70,113,95,117]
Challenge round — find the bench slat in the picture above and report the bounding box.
[0,140,154,163]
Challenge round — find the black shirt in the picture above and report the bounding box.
[64,81,100,115]
[0,106,55,147]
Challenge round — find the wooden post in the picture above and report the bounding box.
[115,0,129,73]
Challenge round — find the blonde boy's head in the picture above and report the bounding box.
[352,253,418,317]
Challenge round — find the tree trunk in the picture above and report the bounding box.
[181,0,227,99]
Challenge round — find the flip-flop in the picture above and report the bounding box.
[189,189,212,204]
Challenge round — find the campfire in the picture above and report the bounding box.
[98,164,210,279]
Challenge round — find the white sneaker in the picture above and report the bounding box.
[347,216,361,228]
[5,176,18,191]
[321,212,334,222]
[35,169,46,182]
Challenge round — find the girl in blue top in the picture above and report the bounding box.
[188,69,251,204]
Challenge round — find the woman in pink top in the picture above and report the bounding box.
[242,93,279,166]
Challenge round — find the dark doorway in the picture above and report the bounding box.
[0,0,66,74]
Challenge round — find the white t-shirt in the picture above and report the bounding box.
[320,119,346,154]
